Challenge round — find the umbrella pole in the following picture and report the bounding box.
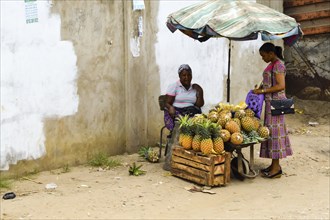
[227,40,231,103]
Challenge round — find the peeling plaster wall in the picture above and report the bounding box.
[1,0,285,175]
[1,0,159,175]
[1,1,78,170]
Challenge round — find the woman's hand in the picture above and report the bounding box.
[168,106,176,118]
[253,89,263,94]
[165,95,176,118]
[192,84,204,107]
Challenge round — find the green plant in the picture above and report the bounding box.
[138,146,159,163]
[106,159,122,169]
[138,146,151,158]
[0,179,11,189]
[61,164,71,173]
[129,162,146,176]
[88,152,121,169]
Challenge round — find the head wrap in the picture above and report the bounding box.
[178,64,192,75]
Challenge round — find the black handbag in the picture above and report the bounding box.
[270,98,295,116]
[270,62,295,116]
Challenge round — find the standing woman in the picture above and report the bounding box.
[253,42,293,178]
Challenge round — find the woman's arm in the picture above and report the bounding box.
[253,73,285,94]
[165,95,176,117]
[192,84,204,107]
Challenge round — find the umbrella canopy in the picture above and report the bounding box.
[166,0,303,102]
[167,0,302,45]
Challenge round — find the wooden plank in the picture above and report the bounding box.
[213,163,225,175]
[284,2,330,15]
[284,0,328,8]
[212,154,226,164]
[210,157,215,184]
[171,148,231,186]
[172,146,226,165]
[172,155,211,172]
[171,161,208,179]
[213,175,226,186]
[171,168,207,186]
[224,152,231,183]
[172,168,226,187]
[302,25,330,35]
[290,10,330,22]
[172,147,212,165]
[299,18,330,28]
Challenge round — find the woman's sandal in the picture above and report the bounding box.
[261,166,271,173]
[263,169,282,179]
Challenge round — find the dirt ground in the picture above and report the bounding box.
[1,98,329,220]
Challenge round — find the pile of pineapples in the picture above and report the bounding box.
[177,102,270,156]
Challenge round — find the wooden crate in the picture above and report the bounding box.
[171,146,231,186]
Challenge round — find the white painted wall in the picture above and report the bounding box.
[156,1,228,112]
[155,1,265,112]
[0,1,78,170]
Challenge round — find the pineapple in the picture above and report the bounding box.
[225,120,241,134]
[208,111,219,123]
[200,121,214,155]
[211,123,224,154]
[244,108,255,117]
[232,118,241,129]
[233,101,248,111]
[252,117,261,131]
[147,150,159,163]
[138,146,159,163]
[191,114,206,124]
[258,126,270,138]
[241,116,255,132]
[219,110,232,119]
[220,129,231,142]
[177,115,193,149]
[230,132,244,145]
[234,109,246,120]
[217,113,231,128]
[192,123,202,152]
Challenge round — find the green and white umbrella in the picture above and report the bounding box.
[167,0,302,44]
[167,0,303,101]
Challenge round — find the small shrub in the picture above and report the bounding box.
[88,152,121,169]
[0,179,11,189]
[61,164,71,173]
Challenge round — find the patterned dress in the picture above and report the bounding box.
[260,60,293,159]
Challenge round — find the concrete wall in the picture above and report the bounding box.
[283,0,330,101]
[284,34,330,101]
[1,1,79,171]
[156,1,226,111]
[1,0,279,175]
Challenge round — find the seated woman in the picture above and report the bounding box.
[164,64,204,131]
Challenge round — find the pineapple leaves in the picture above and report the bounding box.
[129,162,146,176]
[138,146,159,163]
